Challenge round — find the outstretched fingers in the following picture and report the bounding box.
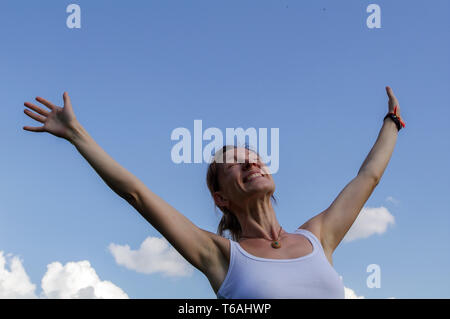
[23,125,45,133]
[23,100,49,133]
[24,102,49,117]
[35,96,57,111]
[24,108,46,123]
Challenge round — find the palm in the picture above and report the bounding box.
[44,106,75,138]
[23,92,77,139]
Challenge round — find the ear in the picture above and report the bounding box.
[213,191,229,209]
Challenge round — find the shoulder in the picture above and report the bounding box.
[297,212,334,265]
[297,212,323,242]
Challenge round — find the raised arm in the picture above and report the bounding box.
[22,92,220,274]
[300,86,403,261]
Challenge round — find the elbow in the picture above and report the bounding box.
[122,190,140,207]
[373,175,381,186]
[359,171,381,186]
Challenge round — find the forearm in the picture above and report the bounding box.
[67,121,141,203]
[357,118,398,180]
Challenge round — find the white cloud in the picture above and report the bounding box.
[344,286,365,299]
[0,250,128,299]
[0,251,37,299]
[108,236,194,277]
[386,196,400,205]
[343,206,395,242]
[41,260,128,299]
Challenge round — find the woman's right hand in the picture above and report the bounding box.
[23,92,78,140]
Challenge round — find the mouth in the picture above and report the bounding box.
[243,172,264,183]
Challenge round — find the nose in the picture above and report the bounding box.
[243,158,260,170]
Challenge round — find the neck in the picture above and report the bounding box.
[232,195,281,241]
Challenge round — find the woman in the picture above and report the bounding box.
[22,86,404,298]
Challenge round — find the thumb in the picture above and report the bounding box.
[63,92,73,111]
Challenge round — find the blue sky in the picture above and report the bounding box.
[1,0,449,298]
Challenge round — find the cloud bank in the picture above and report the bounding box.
[0,252,37,298]
[41,260,128,299]
[0,251,127,299]
[109,236,194,277]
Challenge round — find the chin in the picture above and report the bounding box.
[246,178,275,193]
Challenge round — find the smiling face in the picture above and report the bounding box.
[214,147,275,208]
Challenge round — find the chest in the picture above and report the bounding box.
[215,233,345,298]
[237,233,314,260]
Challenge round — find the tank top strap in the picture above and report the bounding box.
[228,238,237,261]
[294,228,324,254]
[216,237,237,299]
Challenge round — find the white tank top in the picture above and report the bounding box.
[216,228,345,299]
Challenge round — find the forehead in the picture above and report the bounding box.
[222,147,259,163]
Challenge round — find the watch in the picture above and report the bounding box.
[383,113,402,131]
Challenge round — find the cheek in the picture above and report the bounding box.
[260,165,271,175]
[227,173,246,194]
[219,171,241,192]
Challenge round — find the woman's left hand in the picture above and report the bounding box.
[385,86,401,117]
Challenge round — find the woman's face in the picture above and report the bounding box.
[215,147,275,206]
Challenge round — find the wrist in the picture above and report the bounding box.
[66,121,86,145]
[383,112,403,132]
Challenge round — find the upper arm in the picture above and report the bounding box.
[301,172,379,256]
[127,181,221,275]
